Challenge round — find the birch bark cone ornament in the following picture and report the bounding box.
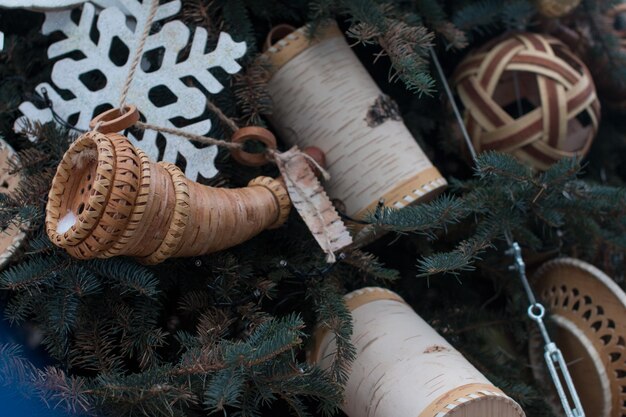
[309,287,526,417]
[45,108,291,264]
[261,21,447,225]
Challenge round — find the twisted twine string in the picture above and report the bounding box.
[91,0,332,223]
[119,0,159,111]
[135,121,243,150]
[106,0,244,151]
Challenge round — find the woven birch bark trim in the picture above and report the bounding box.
[66,133,141,259]
[45,131,116,247]
[452,32,600,171]
[262,21,342,74]
[417,382,524,417]
[353,167,447,219]
[247,176,291,229]
[0,139,26,270]
[140,162,190,265]
[102,147,151,257]
[343,286,405,311]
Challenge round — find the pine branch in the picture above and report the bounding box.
[343,0,436,95]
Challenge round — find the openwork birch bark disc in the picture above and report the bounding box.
[262,21,447,221]
[310,287,526,417]
[529,258,626,417]
[452,32,600,170]
[0,139,26,270]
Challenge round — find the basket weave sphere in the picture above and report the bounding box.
[45,131,291,264]
[535,0,581,17]
[452,32,600,170]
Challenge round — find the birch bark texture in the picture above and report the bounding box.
[262,22,447,220]
[310,287,526,417]
[45,131,291,264]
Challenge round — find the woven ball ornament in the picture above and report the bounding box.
[535,0,581,18]
[452,33,600,170]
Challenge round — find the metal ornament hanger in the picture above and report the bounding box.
[429,46,585,417]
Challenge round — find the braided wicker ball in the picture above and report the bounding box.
[452,33,600,170]
[535,0,581,18]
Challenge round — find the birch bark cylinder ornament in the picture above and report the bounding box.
[309,287,526,417]
[529,258,626,417]
[0,139,27,269]
[261,21,447,222]
[452,32,600,171]
[45,130,290,264]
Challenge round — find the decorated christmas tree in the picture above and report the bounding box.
[1,0,626,416]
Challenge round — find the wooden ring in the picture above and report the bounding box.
[89,105,139,133]
[263,24,297,51]
[247,176,291,229]
[230,127,277,167]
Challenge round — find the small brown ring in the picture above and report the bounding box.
[230,127,277,167]
[89,105,139,133]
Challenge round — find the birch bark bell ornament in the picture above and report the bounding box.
[261,21,447,223]
[452,32,600,170]
[309,287,526,417]
[529,258,626,417]
[45,107,291,264]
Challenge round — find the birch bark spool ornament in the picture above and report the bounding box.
[452,32,600,171]
[261,21,447,223]
[0,139,27,269]
[45,107,291,264]
[309,287,526,417]
[535,0,581,18]
[529,258,626,417]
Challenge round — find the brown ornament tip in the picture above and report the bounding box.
[89,105,139,133]
[231,127,277,167]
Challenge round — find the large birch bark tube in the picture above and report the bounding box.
[262,22,447,221]
[309,287,526,417]
[45,131,291,264]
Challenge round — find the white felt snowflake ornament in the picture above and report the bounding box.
[16,0,247,181]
